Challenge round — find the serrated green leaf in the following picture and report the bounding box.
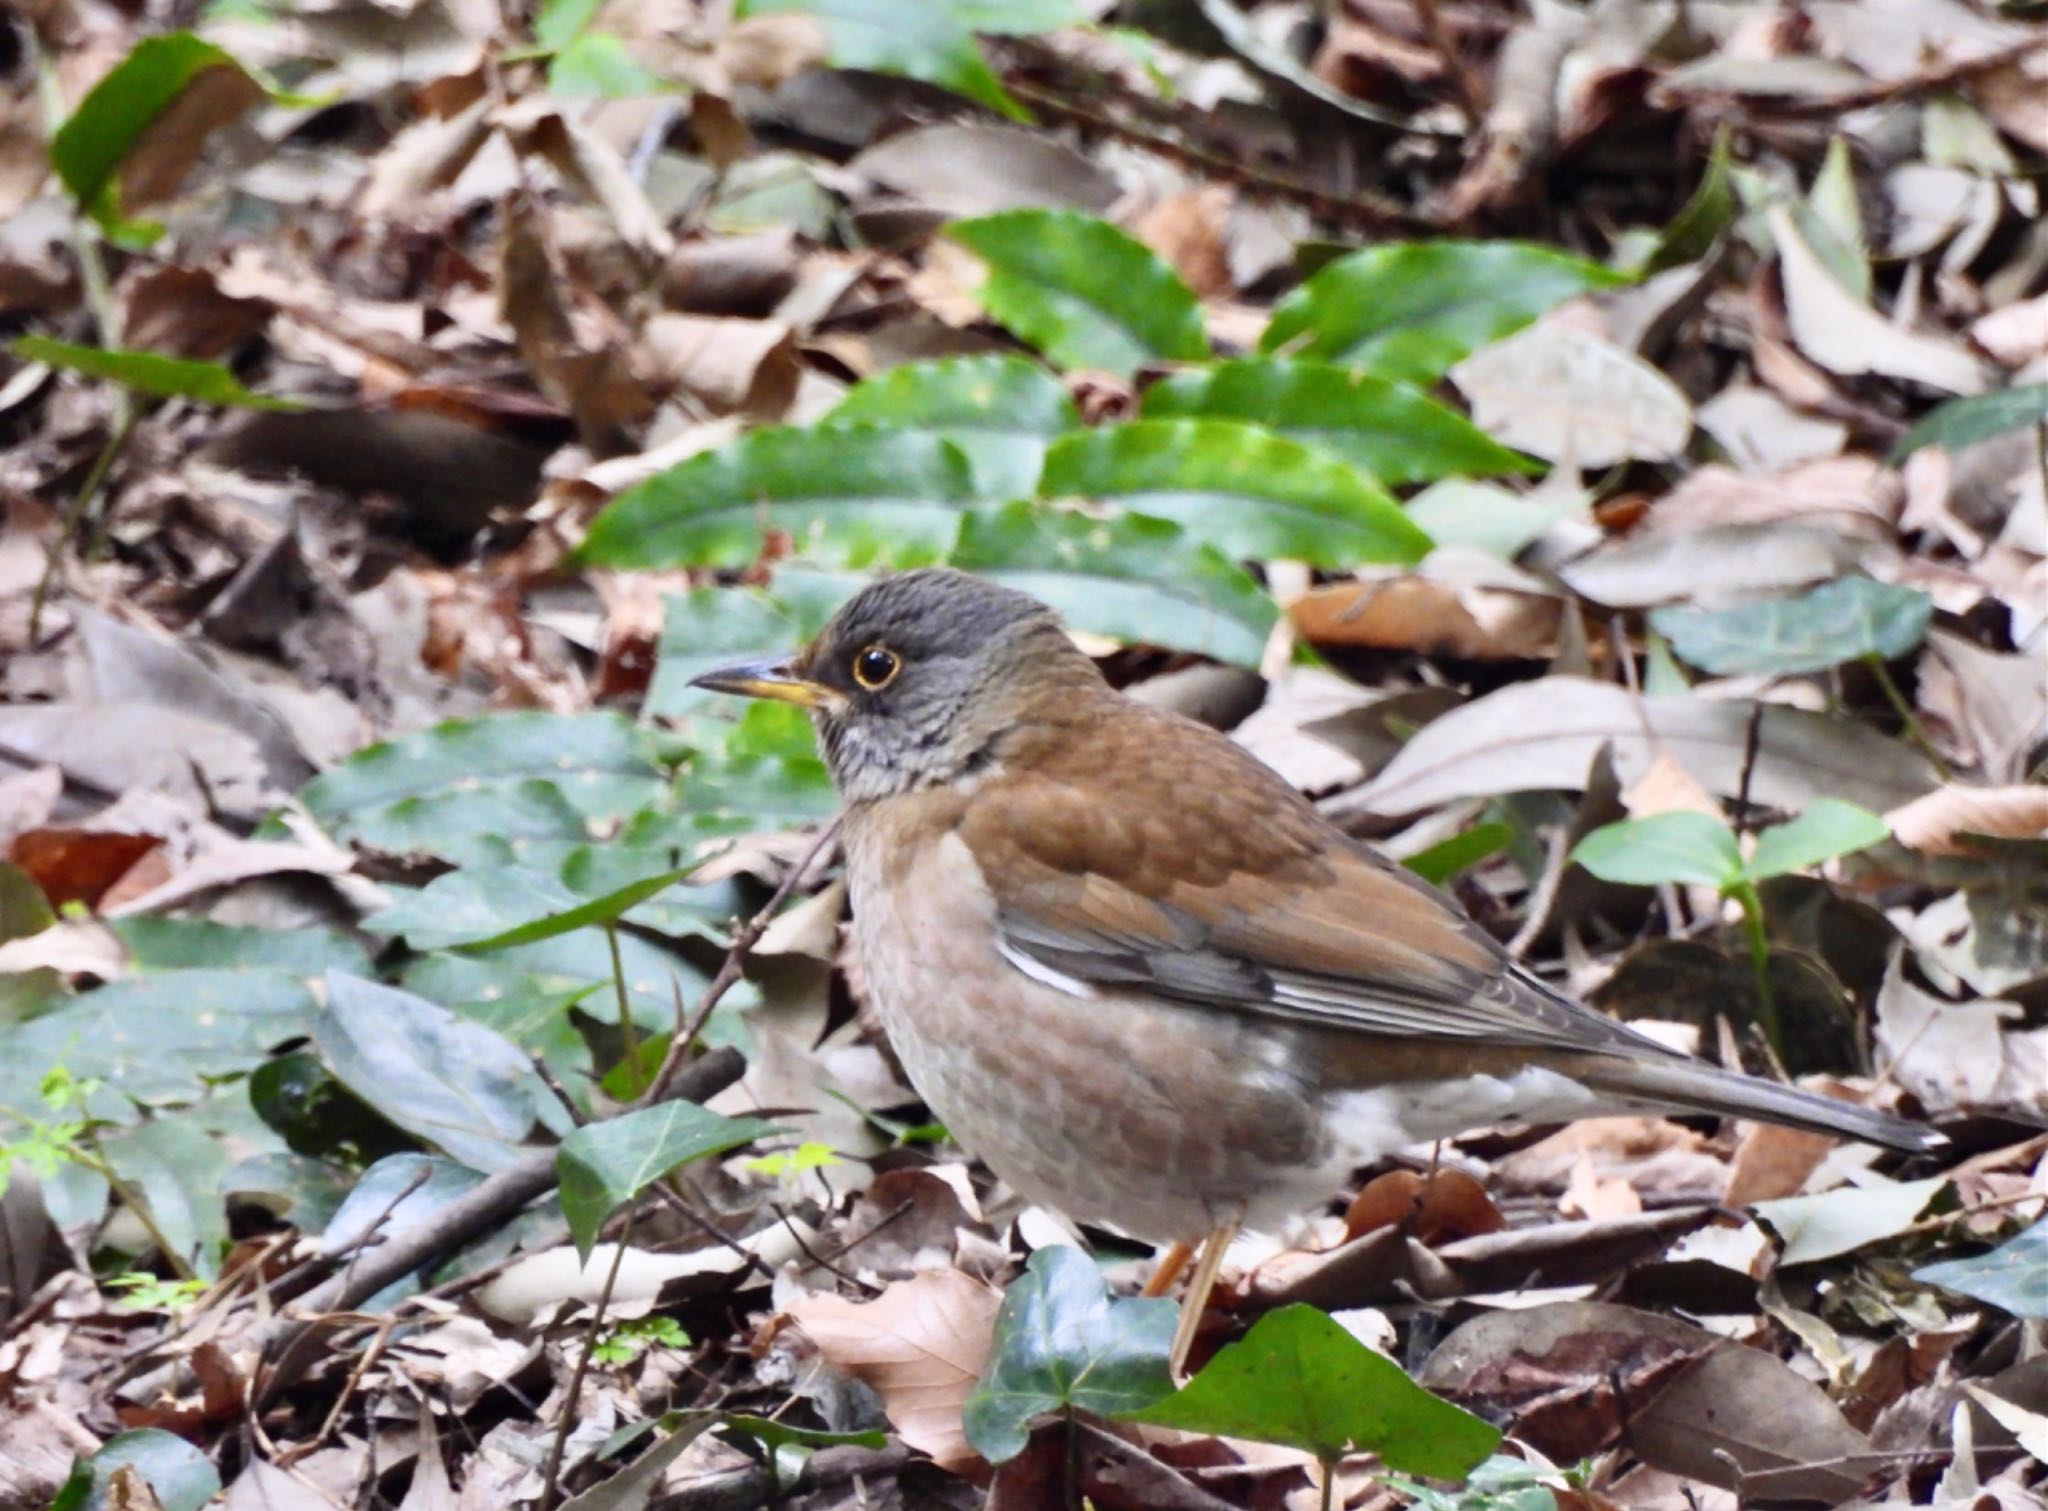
[1039,418,1432,567]
[1651,578,1934,677]
[1140,359,1533,484]
[952,501,1277,666]
[1261,241,1627,386]
[579,424,981,570]
[825,354,1077,497]
[1893,384,2048,460]
[1745,800,1888,882]
[1130,1305,1501,1477]
[15,337,302,410]
[963,1245,1177,1462]
[737,0,1027,119]
[1916,1220,2048,1318]
[1571,813,1742,889]
[315,973,558,1173]
[947,210,1209,378]
[50,33,262,233]
[300,711,667,862]
[558,1100,777,1256]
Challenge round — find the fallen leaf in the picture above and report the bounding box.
[1451,322,1693,467]
[1887,785,2048,856]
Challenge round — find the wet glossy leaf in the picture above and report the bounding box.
[952,502,1277,666]
[15,337,302,410]
[558,1100,777,1257]
[579,425,980,570]
[1039,419,1432,568]
[1132,1305,1500,1476]
[1141,359,1532,484]
[300,711,667,863]
[1892,383,2048,460]
[826,355,1077,497]
[947,210,1209,378]
[1651,578,1934,676]
[1572,813,1742,889]
[737,0,1027,120]
[1261,241,1626,386]
[1915,1220,2048,1318]
[963,1244,1177,1462]
[315,972,558,1173]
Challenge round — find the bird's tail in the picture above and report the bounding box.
[1581,1057,1947,1154]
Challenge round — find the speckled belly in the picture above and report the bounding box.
[843,824,1337,1243]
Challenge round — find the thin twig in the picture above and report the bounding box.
[540,1205,639,1509]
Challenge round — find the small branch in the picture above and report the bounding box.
[540,1205,638,1509]
[1866,655,1951,781]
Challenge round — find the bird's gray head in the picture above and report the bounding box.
[689,569,1105,802]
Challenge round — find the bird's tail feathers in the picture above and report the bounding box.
[1584,1058,1946,1155]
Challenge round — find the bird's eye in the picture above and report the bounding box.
[852,645,901,690]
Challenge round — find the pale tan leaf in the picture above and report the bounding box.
[1451,322,1693,467]
[1887,785,2048,855]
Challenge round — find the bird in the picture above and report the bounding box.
[691,568,1943,1368]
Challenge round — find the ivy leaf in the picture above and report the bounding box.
[558,1101,778,1257]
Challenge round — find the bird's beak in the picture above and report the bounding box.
[688,654,834,710]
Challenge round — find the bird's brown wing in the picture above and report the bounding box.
[961,704,1672,1057]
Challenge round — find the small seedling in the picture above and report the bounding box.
[590,1315,689,1366]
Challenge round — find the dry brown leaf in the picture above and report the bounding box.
[784,1268,1001,1471]
[1723,1121,1836,1207]
[1451,322,1693,467]
[1343,1168,1507,1245]
[639,314,799,418]
[1289,571,1562,661]
[1560,1153,1642,1221]
[1131,185,1235,300]
[117,63,264,211]
[1887,784,2048,856]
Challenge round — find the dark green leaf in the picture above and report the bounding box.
[1745,800,1889,882]
[952,502,1278,666]
[1402,821,1513,885]
[1644,123,1737,275]
[736,0,1027,120]
[403,928,716,1032]
[1261,241,1626,386]
[558,1100,777,1257]
[1570,813,1742,890]
[15,337,302,410]
[0,861,56,943]
[71,1430,220,1511]
[315,972,557,1173]
[1039,418,1432,567]
[101,1111,230,1276]
[1140,359,1532,484]
[321,1153,486,1257]
[947,210,1209,378]
[50,33,261,231]
[1651,577,1934,678]
[1915,1220,2048,1318]
[825,354,1077,497]
[110,917,370,977]
[1130,1305,1501,1477]
[712,1415,888,1454]
[1892,384,2048,461]
[365,859,696,953]
[579,424,980,570]
[300,711,667,862]
[250,1051,412,1162]
[963,1245,1177,1462]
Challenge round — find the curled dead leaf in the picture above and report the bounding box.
[1886,785,2048,856]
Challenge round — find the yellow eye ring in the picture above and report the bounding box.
[852,644,900,690]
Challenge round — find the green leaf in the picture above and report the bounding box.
[1570,813,1742,890]
[952,502,1278,667]
[1893,384,2048,461]
[1651,578,1934,677]
[736,0,1028,120]
[1402,821,1513,885]
[0,861,57,943]
[646,574,860,718]
[1140,359,1533,484]
[101,1111,230,1276]
[1039,419,1432,568]
[1643,123,1737,275]
[1131,1305,1501,1477]
[1261,241,1627,386]
[579,424,980,570]
[947,210,1209,378]
[110,917,369,978]
[825,354,1077,497]
[321,1153,485,1256]
[963,1244,1177,1462]
[1753,1177,1949,1266]
[315,972,558,1173]
[1916,1220,2048,1318]
[49,33,261,232]
[15,337,302,411]
[68,1431,221,1511]
[547,33,674,97]
[711,1415,888,1454]
[535,0,604,47]
[1745,800,1889,882]
[403,924,717,1032]
[299,711,667,863]
[558,1100,777,1257]
[365,858,697,953]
